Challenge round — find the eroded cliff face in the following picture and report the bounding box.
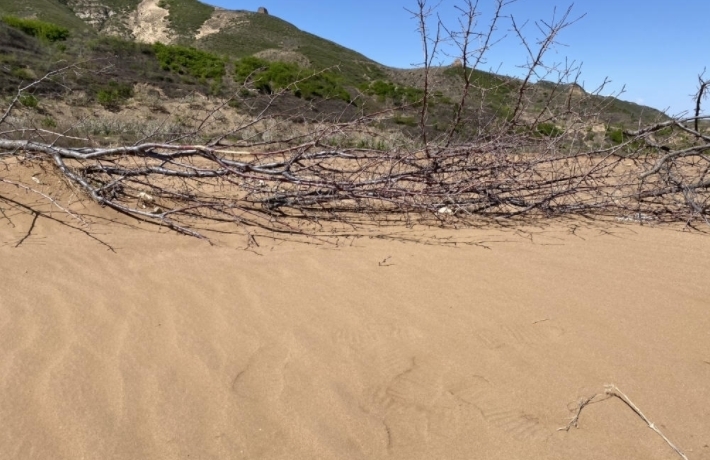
[64,0,245,44]
[126,0,172,44]
[63,0,170,41]
[195,8,245,41]
[64,0,135,38]
[65,0,117,30]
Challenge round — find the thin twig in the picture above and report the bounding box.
[605,385,689,460]
[559,385,689,460]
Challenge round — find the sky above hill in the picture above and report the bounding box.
[205,0,710,116]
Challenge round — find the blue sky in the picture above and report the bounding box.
[204,1,710,115]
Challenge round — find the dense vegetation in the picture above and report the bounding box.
[154,42,226,81]
[1,15,69,42]
[234,56,351,102]
[0,0,89,31]
[536,122,564,137]
[96,81,134,110]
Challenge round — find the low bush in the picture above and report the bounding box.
[233,56,351,102]
[536,122,564,137]
[1,16,69,42]
[608,127,625,144]
[41,117,57,128]
[393,115,417,127]
[360,80,423,106]
[154,43,225,81]
[11,68,34,80]
[19,94,38,109]
[96,82,134,110]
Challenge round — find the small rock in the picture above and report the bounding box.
[137,191,155,208]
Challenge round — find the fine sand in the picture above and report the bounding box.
[1,199,709,459]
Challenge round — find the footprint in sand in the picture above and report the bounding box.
[367,355,550,454]
[231,344,290,402]
[367,355,484,455]
[449,375,548,441]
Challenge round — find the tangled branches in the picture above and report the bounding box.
[1,1,709,242]
[1,120,709,241]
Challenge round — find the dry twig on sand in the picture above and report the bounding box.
[559,385,689,460]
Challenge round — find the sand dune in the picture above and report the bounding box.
[1,204,709,459]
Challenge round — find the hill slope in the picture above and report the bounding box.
[0,0,670,144]
[0,0,388,83]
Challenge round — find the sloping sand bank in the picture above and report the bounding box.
[1,209,709,459]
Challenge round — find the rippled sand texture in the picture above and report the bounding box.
[1,210,709,459]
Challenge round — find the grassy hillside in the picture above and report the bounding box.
[0,0,386,83]
[159,0,213,41]
[198,12,387,85]
[0,0,91,32]
[0,0,671,145]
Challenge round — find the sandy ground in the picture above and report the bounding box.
[1,195,709,459]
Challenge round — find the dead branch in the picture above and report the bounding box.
[558,393,604,431]
[694,70,709,133]
[441,0,509,145]
[2,128,708,241]
[508,5,585,124]
[605,385,689,460]
[406,0,443,150]
[559,385,689,460]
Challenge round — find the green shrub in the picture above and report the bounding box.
[19,94,38,108]
[209,80,222,96]
[294,71,351,102]
[238,88,254,98]
[11,68,34,80]
[96,82,134,110]
[153,43,225,80]
[536,122,564,137]
[234,56,270,82]
[359,80,423,106]
[89,36,153,55]
[41,117,57,128]
[393,115,417,127]
[1,16,69,42]
[608,127,625,144]
[233,56,351,102]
